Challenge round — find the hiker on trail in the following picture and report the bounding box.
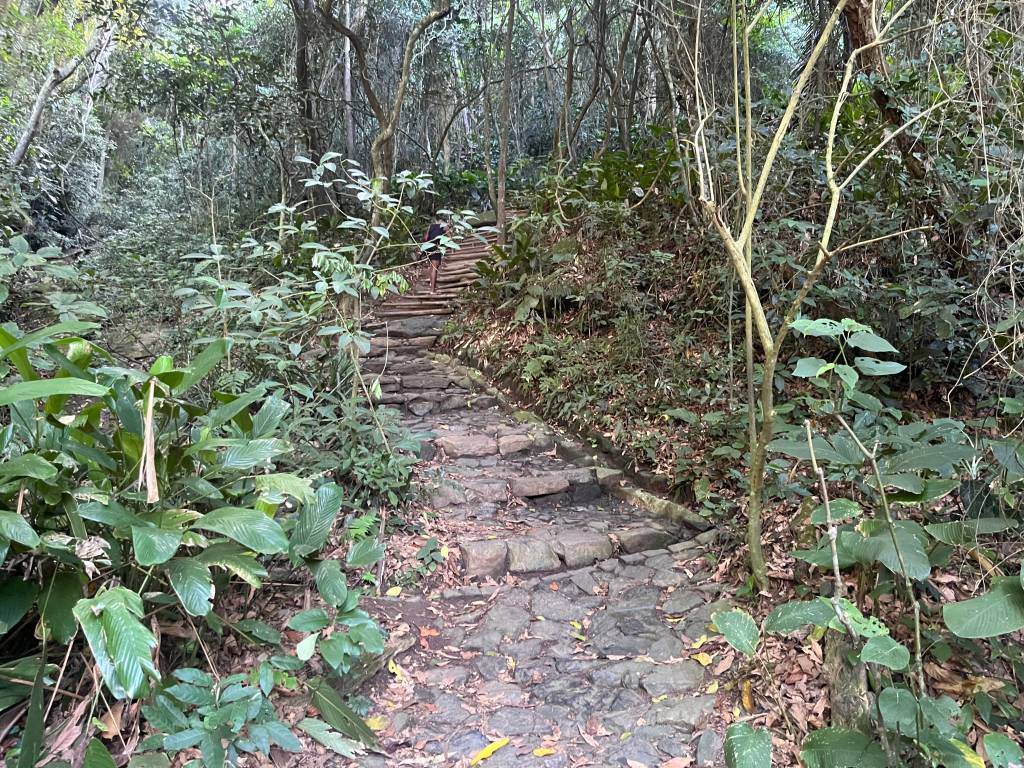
[424,215,448,294]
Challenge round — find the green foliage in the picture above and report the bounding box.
[724,722,772,768]
[138,667,301,768]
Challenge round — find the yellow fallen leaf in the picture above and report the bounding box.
[569,620,582,630]
[705,680,719,694]
[691,634,708,649]
[387,658,404,681]
[440,545,449,558]
[533,747,556,756]
[620,731,631,741]
[471,737,510,765]
[741,679,755,711]
[385,586,402,597]
[652,694,668,703]
[693,652,714,667]
[365,715,388,732]
[732,706,741,718]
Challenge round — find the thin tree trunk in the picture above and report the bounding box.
[343,0,356,160]
[496,0,516,245]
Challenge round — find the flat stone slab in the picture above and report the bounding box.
[460,539,508,580]
[640,662,704,696]
[619,526,676,553]
[435,433,499,458]
[507,539,561,573]
[509,474,570,497]
[553,531,613,568]
[497,433,534,455]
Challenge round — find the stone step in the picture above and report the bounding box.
[459,525,688,580]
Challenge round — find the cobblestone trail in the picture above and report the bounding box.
[356,226,726,767]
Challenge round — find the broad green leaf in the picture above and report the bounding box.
[925,518,1017,546]
[312,560,349,607]
[983,733,1023,768]
[712,608,759,657]
[884,443,975,473]
[291,483,345,558]
[943,578,1024,639]
[128,755,170,768]
[799,728,886,768]
[78,501,139,529]
[196,544,267,587]
[308,677,377,746]
[0,578,39,634]
[854,357,906,376]
[15,647,46,768]
[860,636,910,670]
[850,520,931,580]
[847,331,898,354]
[174,338,231,394]
[39,572,83,644]
[0,454,57,481]
[764,599,835,634]
[792,357,829,378]
[835,364,858,391]
[296,632,319,661]
[0,511,40,548]
[132,527,182,566]
[192,507,288,554]
[255,473,313,504]
[791,317,843,337]
[724,722,771,768]
[296,718,362,757]
[878,687,918,737]
[809,498,862,525]
[232,619,281,645]
[164,559,214,617]
[0,378,108,405]
[83,738,116,768]
[889,478,960,505]
[218,439,289,471]
[73,587,159,699]
[288,608,330,632]
[346,538,384,568]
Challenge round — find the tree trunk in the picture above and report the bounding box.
[496,0,516,246]
[343,0,356,160]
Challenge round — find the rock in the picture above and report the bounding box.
[403,373,451,389]
[570,569,601,594]
[487,707,545,736]
[435,433,498,458]
[619,526,676,553]
[408,399,435,416]
[647,635,684,661]
[531,591,579,621]
[460,540,508,580]
[651,695,716,728]
[498,433,534,455]
[510,474,570,498]
[468,395,500,409]
[463,479,508,502]
[507,539,561,573]
[431,483,467,508]
[640,662,704,696]
[595,466,624,488]
[381,315,444,338]
[553,532,613,568]
[663,590,704,615]
[696,729,724,766]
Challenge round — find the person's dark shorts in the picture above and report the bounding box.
[428,250,443,263]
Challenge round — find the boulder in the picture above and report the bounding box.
[435,433,498,458]
[460,540,508,580]
[510,473,570,498]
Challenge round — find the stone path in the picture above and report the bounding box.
[355,224,727,767]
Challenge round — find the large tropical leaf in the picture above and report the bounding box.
[174,338,231,394]
[943,578,1024,639]
[291,483,345,558]
[73,587,159,699]
[0,511,40,548]
[0,579,39,634]
[192,507,288,554]
[308,677,376,746]
[296,718,362,757]
[712,608,759,657]
[0,454,57,481]
[799,729,885,768]
[0,378,108,405]
[132,527,182,566]
[163,559,214,617]
[724,722,772,768]
[196,544,267,587]
[860,636,910,670]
